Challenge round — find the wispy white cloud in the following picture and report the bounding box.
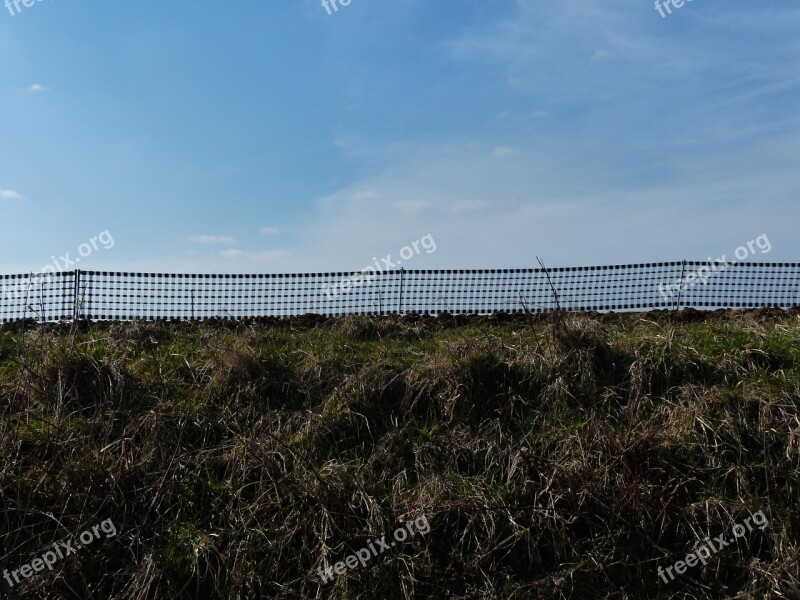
[289,118,800,272]
[448,0,800,117]
[189,234,235,245]
[221,248,291,261]
[26,84,47,94]
[0,189,25,200]
[351,190,378,201]
[259,227,280,235]
[590,49,611,62]
[491,146,518,158]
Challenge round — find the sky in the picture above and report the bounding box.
[1,0,798,274]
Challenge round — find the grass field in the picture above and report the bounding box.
[1,310,800,599]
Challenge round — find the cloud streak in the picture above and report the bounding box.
[189,235,235,245]
[0,189,25,201]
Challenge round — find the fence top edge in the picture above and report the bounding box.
[2,261,800,279]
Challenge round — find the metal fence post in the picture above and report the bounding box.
[398,267,405,314]
[675,260,687,311]
[73,269,81,322]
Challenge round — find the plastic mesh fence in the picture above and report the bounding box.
[1,262,798,323]
[0,272,77,323]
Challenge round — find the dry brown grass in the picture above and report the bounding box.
[1,311,799,599]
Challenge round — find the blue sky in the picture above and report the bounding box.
[1,0,798,274]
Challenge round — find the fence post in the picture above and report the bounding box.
[674,260,687,311]
[73,269,81,322]
[398,267,405,314]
